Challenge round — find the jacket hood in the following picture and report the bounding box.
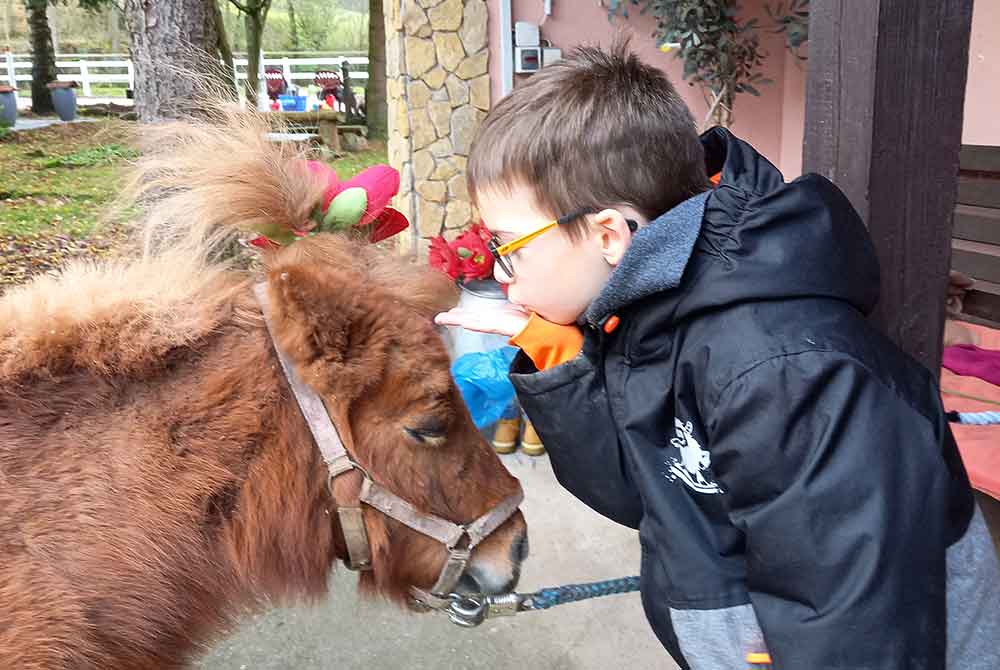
[586,127,880,325]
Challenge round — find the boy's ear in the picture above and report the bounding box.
[264,264,392,403]
[592,208,634,268]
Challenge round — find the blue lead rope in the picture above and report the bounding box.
[947,410,1000,426]
[440,576,642,627]
[526,576,641,610]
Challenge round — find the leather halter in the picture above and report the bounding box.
[254,283,524,597]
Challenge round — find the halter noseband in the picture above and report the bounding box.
[253,283,524,600]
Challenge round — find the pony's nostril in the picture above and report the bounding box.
[455,573,480,594]
[511,530,529,564]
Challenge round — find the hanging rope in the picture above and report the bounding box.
[947,410,1000,426]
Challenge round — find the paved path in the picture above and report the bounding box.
[15,96,133,110]
[9,117,100,132]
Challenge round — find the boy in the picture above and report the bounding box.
[436,39,1000,669]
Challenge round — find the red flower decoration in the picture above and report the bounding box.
[429,237,461,279]
[453,228,493,280]
[472,222,493,243]
[427,222,495,282]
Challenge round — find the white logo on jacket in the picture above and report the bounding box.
[666,418,724,494]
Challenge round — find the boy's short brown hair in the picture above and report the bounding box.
[468,36,709,238]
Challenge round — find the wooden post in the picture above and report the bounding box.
[318,118,340,153]
[4,50,15,88]
[803,1,975,372]
[281,56,292,88]
[78,59,91,97]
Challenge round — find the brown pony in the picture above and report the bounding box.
[0,109,527,669]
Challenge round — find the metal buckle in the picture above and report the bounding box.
[447,531,473,553]
[446,594,487,628]
[442,592,528,628]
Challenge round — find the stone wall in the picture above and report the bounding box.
[384,0,489,257]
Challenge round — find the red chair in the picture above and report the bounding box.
[264,67,288,101]
[314,70,343,109]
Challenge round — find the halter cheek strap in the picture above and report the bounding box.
[254,282,372,571]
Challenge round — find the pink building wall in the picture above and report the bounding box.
[964,0,1000,147]
[486,0,793,173]
[485,1,997,181]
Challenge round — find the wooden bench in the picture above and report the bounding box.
[952,145,1000,325]
[339,124,367,137]
[268,110,345,151]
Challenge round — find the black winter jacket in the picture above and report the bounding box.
[510,128,1000,669]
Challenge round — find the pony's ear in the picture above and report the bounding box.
[265,264,393,402]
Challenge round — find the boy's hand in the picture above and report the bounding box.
[435,304,531,338]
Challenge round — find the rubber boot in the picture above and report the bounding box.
[520,419,545,457]
[492,417,521,454]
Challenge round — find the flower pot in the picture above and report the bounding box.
[446,279,511,361]
[0,86,16,127]
[46,82,77,121]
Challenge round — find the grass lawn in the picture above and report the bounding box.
[0,119,387,289]
[0,120,135,238]
[326,142,388,179]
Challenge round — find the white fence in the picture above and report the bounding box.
[2,52,369,97]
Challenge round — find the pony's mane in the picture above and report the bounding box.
[0,253,243,383]
[0,104,455,384]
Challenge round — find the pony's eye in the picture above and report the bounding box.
[403,417,448,446]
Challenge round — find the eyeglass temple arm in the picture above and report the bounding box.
[494,221,558,256]
[494,210,638,256]
[558,208,639,233]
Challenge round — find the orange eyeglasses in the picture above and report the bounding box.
[487,208,637,278]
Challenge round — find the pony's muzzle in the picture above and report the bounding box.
[463,525,528,595]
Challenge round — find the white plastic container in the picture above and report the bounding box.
[443,279,511,362]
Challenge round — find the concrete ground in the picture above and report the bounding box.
[15,96,132,110]
[9,117,99,132]
[197,452,678,670]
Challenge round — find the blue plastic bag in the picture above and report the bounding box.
[451,346,518,429]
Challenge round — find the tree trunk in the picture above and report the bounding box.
[25,0,56,115]
[123,0,219,123]
[109,5,121,53]
[244,10,263,106]
[287,0,299,51]
[48,2,59,55]
[3,0,13,46]
[212,0,237,97]
[365,0,386,140]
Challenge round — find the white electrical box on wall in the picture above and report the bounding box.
[542,48,562,65]
[514,46,542,73]
[514,21,540,47]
